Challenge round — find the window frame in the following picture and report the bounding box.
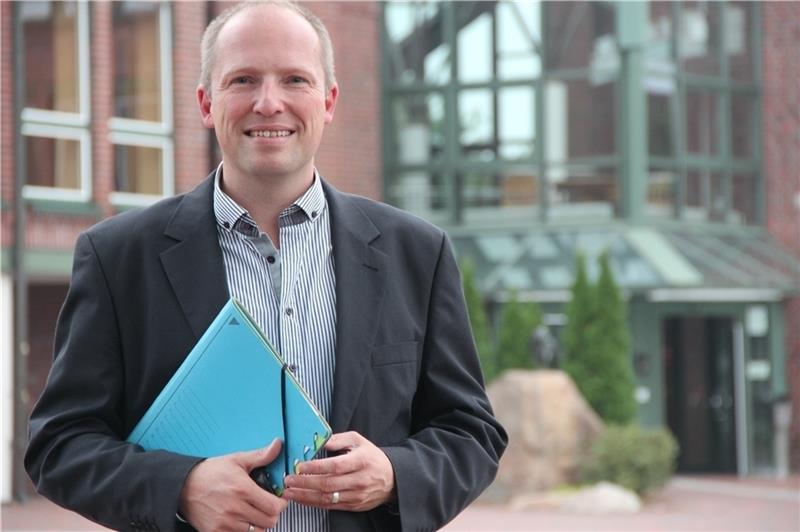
[108,1,174,207]
[108,131,175,206]
[383,1,763,228]
[21,122,93,202]
[382,1,623,225]
[20,0,92,202]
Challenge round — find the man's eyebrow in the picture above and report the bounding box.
[219,67,256,80]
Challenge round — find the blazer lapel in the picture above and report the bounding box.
[160,175,229,340]
[323,182,387,433]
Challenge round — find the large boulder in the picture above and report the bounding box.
[482,369,604,502]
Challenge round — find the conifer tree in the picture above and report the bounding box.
[591,252,637,423]
[562,253,596,383]
[461,259,496,381]
[563,252,636,424]
[496,291,542,372]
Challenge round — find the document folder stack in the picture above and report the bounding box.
[127,298,332,495]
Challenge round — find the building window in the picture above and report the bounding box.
[645,1,761,225]
[383,1,620,225]
[19,1,91,201]
[384,1,762,227]
[108,1,173,206]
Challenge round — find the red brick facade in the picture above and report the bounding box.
[172,2,213,194]
[762,1,800,469]
[1,1,16,249]
[311,1,382,200]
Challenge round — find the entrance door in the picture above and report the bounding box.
[663,316,738,473]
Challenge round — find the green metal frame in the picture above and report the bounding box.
[26,198,103,217]
[382,2,623,226]
[381,1,764,230]
[1,247,74,278]
[667,1,763,226]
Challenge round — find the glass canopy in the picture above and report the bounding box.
[451,227,800,299]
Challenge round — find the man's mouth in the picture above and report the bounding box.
[246,129,293,138]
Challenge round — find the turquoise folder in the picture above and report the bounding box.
[127,298,332,495]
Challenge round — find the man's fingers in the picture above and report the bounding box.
[323,431,361,453]
[282,431,396,513]
[179,449,289,531]
[242,497,289,530]
[284,470,360,493]
[295,450,360,476]
[237,438,283,470]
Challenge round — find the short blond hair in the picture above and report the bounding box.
[199,0,336,95]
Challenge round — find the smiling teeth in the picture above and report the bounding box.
[250,130,291,138]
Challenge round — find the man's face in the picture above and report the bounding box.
[197,5,337,184]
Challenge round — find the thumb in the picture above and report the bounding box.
[238,438,283,470]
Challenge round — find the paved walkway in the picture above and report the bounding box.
[2,476,798,531]
[443,476,800,532]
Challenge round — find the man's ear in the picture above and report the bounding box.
[197,85,215,129]
[323,83,339,125]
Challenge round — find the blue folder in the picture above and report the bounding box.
[127,298,332,495]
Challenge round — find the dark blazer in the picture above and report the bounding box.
[25,175,507,532]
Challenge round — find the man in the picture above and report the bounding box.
[25,2,507,531]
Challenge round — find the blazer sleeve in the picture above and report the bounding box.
[24,232,202,532]
[380,234,508,532]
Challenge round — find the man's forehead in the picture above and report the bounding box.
[219,4,318,47]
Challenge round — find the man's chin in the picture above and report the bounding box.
[245,160,314,182]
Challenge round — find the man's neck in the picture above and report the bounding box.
[219,164,315,248]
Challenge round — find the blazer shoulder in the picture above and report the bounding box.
[82,175,214,250]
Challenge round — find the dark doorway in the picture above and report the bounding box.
[27,283,70,412]
[663,316,737,473]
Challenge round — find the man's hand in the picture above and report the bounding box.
[282,431,396,512]
[179,439,288,531]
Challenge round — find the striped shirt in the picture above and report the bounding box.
[214,165,336,532]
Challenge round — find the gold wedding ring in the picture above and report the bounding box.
[247,524,256,532]
[331,491,340,504]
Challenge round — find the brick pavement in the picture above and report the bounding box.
[443,475,800,532]
[1,475,798,531]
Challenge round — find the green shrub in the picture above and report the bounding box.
[581,424,679,495]
[496,291,542,372]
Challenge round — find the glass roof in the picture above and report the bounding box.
[451,226,800,299]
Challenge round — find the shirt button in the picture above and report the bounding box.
[267,255,275,264]
[223,221,231,229]
[289,364,298,373]
[311,210,318,218]
[285,308,293,316]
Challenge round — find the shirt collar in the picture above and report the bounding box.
[213,163,327,235]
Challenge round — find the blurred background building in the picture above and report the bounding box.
[2,0,798,504]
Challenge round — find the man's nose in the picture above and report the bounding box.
[253,80,284,116]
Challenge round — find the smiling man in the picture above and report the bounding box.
[25,2,506,532]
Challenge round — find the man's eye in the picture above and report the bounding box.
[232,76,250,85]
[288,76,308,84]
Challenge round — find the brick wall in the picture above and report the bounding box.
[308,1,382,200]
[173,2,211,192]
[91,2,114,219]
[762,1,800,470]
[1,1,15,250]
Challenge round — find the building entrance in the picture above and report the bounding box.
[663,316,739,473]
